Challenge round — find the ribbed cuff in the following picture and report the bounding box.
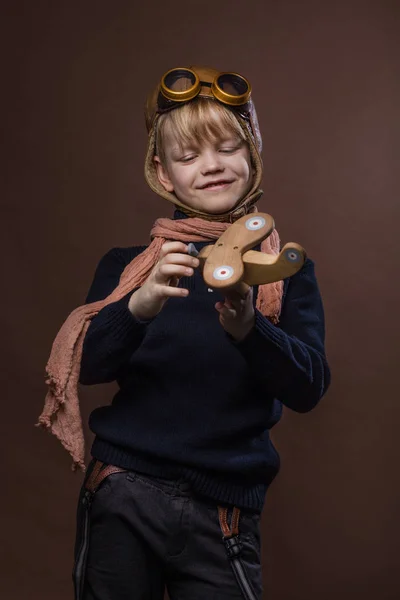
[90,292,153,346]
[234,309,287,366]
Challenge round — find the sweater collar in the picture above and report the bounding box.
[173,208,190,220]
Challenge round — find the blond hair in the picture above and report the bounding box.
[156,98,247,164]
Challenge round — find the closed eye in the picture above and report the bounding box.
[219,146,240,154]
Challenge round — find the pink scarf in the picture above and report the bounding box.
[37,217,284,470]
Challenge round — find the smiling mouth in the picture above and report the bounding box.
[199,180,234,190]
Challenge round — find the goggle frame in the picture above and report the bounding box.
[158,67,252,111]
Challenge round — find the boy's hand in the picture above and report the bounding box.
[128,242,199,320]
[215,287,255,342]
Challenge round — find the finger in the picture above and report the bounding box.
[216,299,235,311]
[156,284,189,298]
[215,302,237,319]
[225,287,252,304]
[160,242,189,258]
[225,299,245,314]
[156,264,194,283]
[161,253,199,268]
[225,290,253,313]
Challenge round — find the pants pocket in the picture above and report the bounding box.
[239,512,261,553]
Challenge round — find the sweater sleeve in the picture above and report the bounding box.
[235,258,331,413]
[79,246,150,385]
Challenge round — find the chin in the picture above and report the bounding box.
[196,192,243,215]
[178,187,247,215]
[206,197,244,215]
[206,205,237,215]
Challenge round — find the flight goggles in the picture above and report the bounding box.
[157,67,252,114]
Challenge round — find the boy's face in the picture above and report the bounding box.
[154,121,254,215]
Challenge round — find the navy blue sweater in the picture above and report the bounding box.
[80,211,330,512]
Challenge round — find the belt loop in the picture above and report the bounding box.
[85,460,104,493]
[85,460,127,494]
[218,506,241,538]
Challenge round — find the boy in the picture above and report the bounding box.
[40,66,330,599]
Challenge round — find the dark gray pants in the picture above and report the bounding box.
[73,463,263,600]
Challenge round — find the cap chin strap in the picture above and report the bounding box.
[173,188,263,223]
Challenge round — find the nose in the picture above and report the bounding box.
[200,149,224,175]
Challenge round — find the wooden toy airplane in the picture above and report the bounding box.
[188,213,306,296]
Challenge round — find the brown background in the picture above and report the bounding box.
[1,1,399,598]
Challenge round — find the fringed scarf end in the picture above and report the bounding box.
[71,459,86,473]
[35,415,52,430]
[36,411,86,472]
[269,313,281,325]
[45,371,66,402]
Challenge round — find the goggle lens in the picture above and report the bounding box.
[213,73,251,106]
[217,74,248,96]
[161,68,200,101]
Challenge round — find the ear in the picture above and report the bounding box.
[154,156,174,193]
